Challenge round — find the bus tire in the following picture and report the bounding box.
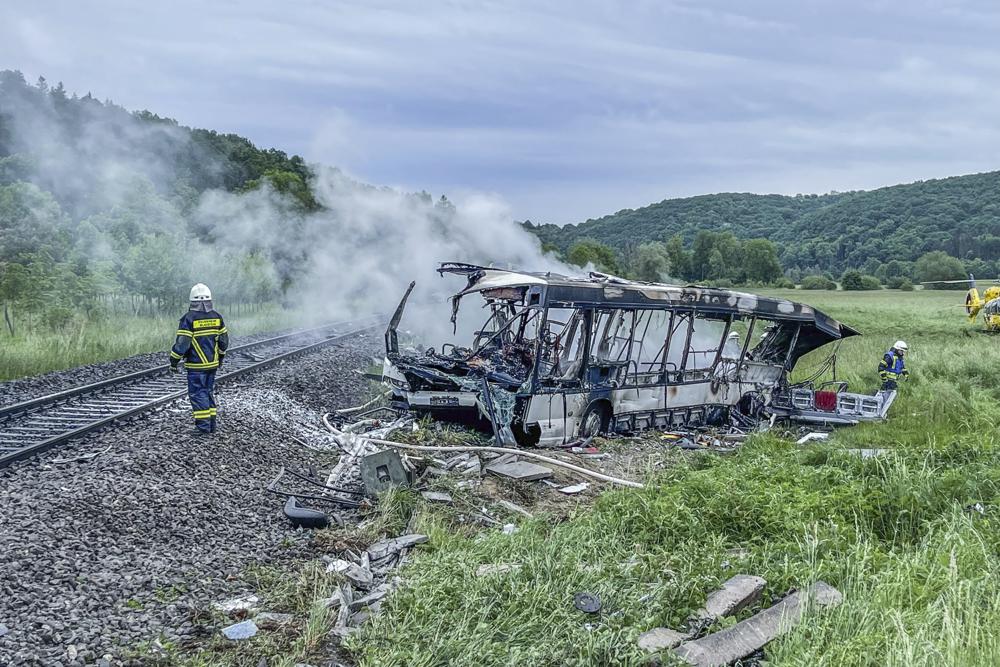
[579,401,611,438]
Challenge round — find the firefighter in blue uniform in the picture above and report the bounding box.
[878,340,909,390]
[170,284,229,434]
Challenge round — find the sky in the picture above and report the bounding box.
[3,0,1000,224]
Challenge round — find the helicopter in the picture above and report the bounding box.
[921,274,1000,332]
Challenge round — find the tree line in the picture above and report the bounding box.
[526,169,1000,283]
[554,230,787,287]
[553,235,970,292]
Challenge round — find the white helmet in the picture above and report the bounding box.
[189,283,212,302]
[893,340,908,352]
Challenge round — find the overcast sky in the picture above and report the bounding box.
[3,1,1000,223]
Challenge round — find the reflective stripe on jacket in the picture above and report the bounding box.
[878,350,905,379]
[170,310,229,370]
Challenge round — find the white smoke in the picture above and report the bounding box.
[193,164,570,345]
[1,72,575,347]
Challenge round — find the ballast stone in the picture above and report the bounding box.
[221,619,259,640]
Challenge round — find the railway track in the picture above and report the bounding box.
[0,317,381,468]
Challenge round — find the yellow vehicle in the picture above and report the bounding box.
[926,274,1000,332]
[965,280,1000,332]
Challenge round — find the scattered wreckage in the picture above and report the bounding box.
[383,263,888,447]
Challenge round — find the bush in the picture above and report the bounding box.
[842,270,882,291]
[887,276,914,290]
[801,275,837,290]
[772,277,796,289]
[42,306,75,331]
[916,251,967,289]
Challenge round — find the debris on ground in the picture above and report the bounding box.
[694,574,767,623]
[420,491,453,504]
[326,559,374,590]
[212,594,260,617]
[673,581,843,666]
[497,499,533,518]
[638,627,688,653]
[847,448,888,458]
[282,496,331,529]
[367,534,429,561]
[221,619,259,641]
[485,460,555,481]
[573,591,602,613]
[254,612,294,630]
[796,432,830,444]
[476,563,522,577]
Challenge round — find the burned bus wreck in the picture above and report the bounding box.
[383,263,876,447]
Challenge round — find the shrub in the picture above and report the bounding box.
[842,270,882,291]
[801,275,837,290]
[772,277,796,289]
[887,276,913,290]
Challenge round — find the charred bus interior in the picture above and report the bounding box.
[383,263,876,447]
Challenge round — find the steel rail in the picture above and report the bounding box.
[0,317,381,468]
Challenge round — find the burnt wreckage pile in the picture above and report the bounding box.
[384,263,887,447]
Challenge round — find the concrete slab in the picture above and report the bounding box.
[326,559,373,590]
[421,491,453,504]
[367,534,429,561]
[638,627,688,652]
[674,581,843,667]
[485,460,554,481]
[696,574,767,621]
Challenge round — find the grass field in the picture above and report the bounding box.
[0,305,308,381]
[342,289,1000,666]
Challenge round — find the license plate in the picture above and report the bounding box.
[430,395,460,406]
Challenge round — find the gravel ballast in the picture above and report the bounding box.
[0,331,382,665]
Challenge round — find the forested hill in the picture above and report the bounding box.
[0,69,311,218]
[525,171,1000,277]
[0,69,329,324]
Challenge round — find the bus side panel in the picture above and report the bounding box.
[523,392,588,446]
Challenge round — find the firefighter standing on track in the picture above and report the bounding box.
[878,340,909,391]
[170,284,229,434]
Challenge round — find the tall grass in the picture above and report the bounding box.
[346,289,1000,666]
[0,304,307,380]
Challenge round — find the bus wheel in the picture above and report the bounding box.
[580,402,610,438]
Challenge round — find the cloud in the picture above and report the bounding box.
[2,1,1000,223]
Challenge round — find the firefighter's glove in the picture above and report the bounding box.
[170,364,181,375]
[901,369,910,378]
